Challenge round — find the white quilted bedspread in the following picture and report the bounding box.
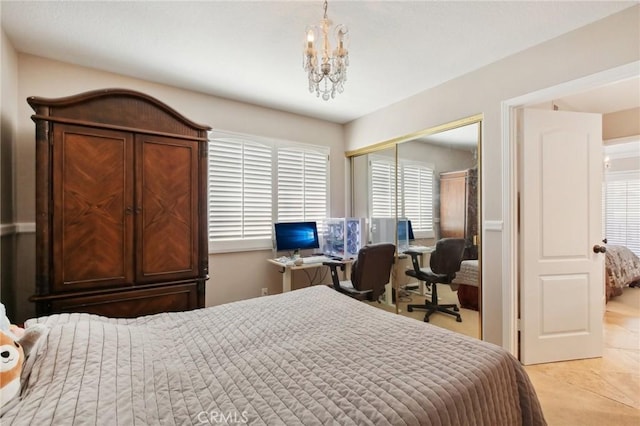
[451,260,479,289]
[2,286,545,425]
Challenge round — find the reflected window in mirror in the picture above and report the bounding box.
[368,155,435,241]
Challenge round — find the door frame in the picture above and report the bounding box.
[500,60,639,357]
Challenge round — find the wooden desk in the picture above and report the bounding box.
[268,258,352,293]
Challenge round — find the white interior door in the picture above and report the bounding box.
[520,108,604,365]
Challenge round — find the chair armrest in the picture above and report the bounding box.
[403,250,423,273]
[323,261,345,290]
[322,260,345,270]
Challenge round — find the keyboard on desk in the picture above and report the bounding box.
[301,255,331,264]
[406,245,435,253]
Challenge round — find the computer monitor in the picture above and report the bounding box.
[274,221,320,252]
[397,218,409,251]
[370,217,395,244]
[407,220,415,241]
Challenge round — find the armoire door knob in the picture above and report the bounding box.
[593,245,607,254]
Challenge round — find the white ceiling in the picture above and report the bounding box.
[2,1,637,124]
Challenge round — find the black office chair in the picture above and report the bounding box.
[405,238,466,322]
[324,243,395,301]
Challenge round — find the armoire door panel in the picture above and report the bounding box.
[136,135,199,282]
[440,168,478,260]
[52,124,134,291]
[440,175,466,238]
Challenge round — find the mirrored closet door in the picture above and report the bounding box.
[348,116,483,339]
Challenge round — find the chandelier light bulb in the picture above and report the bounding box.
[303,0,349,100]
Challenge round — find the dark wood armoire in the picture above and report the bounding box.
[29,89,211,318]
[439,168,478,260]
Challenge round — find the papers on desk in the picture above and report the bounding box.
[301,255,331,264]
[274,256,294,266]
[272,255,340,267]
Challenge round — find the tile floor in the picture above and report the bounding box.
[525,287,640,425]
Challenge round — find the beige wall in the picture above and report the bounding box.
[344,6,640,345]
[1,27,19,320]
[603,107,640,140]
[1,28,18,224]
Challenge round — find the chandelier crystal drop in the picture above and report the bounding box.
[303,0,349,100]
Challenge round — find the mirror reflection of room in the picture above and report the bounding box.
[396,123,480,339]
[351,121,481,339]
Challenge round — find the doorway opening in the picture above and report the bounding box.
[501,61,640,358]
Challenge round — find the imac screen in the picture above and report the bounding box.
[274,221,320,251]
[407,220,415,241]
[397,219,409,249]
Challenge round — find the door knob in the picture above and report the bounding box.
[593,245,607,254]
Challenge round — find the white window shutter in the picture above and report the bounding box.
[208,134,329,251]
[370,159,396,218]
[604,171,640,256]
[277,147,329,229]
[370,158,434,236]
[402,164,434,232]
[208,138,272,241]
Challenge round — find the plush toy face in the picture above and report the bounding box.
[0,331,24,407]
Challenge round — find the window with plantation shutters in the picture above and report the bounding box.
[277,146,329,230]
[208,132,329,252]
[369,156,434,237]
[369,157,396,218]
[401,162,434,236]
[604,171,640,256]
[208,138,273,243]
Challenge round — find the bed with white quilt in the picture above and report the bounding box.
[451,259,480,311]
[1,286,545,425]
[605,244,640,301]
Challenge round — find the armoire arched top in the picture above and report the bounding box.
[28,88,211,140]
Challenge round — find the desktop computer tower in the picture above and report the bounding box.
[323,218,366,259]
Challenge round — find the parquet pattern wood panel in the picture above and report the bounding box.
[137,137,197,281]
[53,125,133,291]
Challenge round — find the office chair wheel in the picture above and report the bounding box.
[456,317,462,323]
[407,306,414,312]
[453,306,459,312]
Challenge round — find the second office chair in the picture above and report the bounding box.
[404,238,466,322]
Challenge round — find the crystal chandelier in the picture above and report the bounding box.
[303,0,349,100]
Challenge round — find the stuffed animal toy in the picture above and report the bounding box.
[0,303,48,407]
[0,329,24,407]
